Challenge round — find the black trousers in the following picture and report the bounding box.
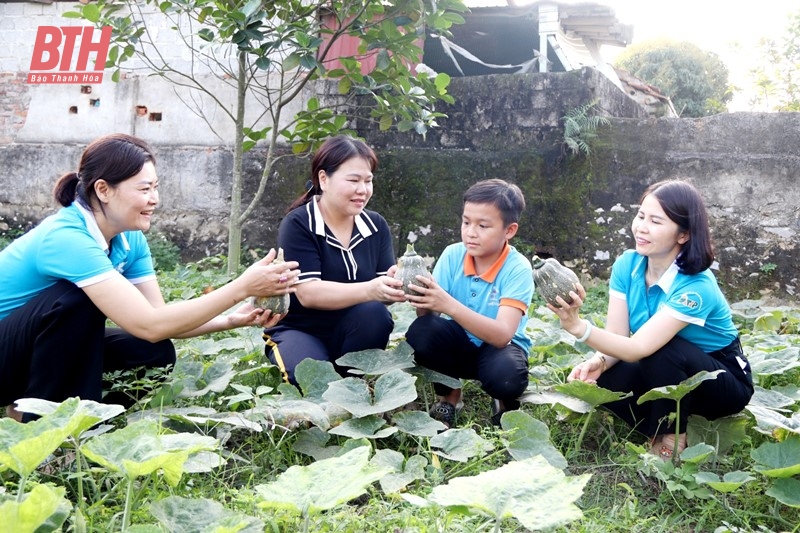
[597,335,754,436]
[0,280,176,420]
[406,313,530,406]
[265,300,394,385]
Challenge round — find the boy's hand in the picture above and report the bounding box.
[406,275,454,314]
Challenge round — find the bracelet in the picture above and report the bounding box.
[574,319,593,343]
[595,354,607,371]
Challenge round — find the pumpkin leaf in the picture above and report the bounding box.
[173,359,237,398]
[328,415,398,439]
[322,369,417,417]
[0,397,83,477]
[253,446,389,515]
[406,366,462,390]
[688,414,750,456]
[370,449,427,493]
[637,370,725,404]
[430,428,494,462]
[751,435,800,478]
[427,455,590,531]
[248,398,331,431]
[295,359,342,400]
[149,496,264,532]
[292,427,340,461]
[554,380,632,408]
[0,483,71,532]
[765,477,800,508]
[336,342,416,376]
[694,471,755,493]
[80,419,218,485]
[391,410,447,437]
[519,389,592,414]
[746,405,800,436]
[13,397,125,436]
[500,410,567,469]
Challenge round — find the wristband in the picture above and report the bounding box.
[575,319,593,343]
[595,354,607,371]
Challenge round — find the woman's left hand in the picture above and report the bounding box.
[547,284,587,332]
[227,301,284,328]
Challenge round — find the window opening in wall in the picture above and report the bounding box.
[136,105,148,116]
[149,112,162,121]
[69,106,78,114]
[89,99,100,107]
[80,86,92,94]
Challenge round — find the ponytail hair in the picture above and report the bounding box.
[52,133,155,209]
[286,135,378,213]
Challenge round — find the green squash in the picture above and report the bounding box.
[251,247,291,315]
[394,243,432,296]
[532,255,580,308]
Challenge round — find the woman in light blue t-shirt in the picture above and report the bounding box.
[0,134,300,422]
[549,180,753,460]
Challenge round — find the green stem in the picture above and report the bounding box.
[17,473,28,503]
[672,401,681,466]
[574,410,594,457]
[121,478,134,532]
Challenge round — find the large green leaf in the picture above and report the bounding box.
[687,414,751,455]
[322,369,417,417]
[173,359,237,398]
[328,415,398,439]
[292,427,340,461]
[335,342,416,376]
[694,471,755,493]
[391,410,447,437]
[0,483,70,532]
[149,496,264,532]
[0,398,83,476]
[370,449,427,494]
[253,446,389,515]
[294,359,342,400]
[13,397,125,436]
[80,419,218,485]
[501,410,567,469]
[519,389,592,414]
[747,347,800,376]
[765,477,800,507]
[751,436,800,478]
[554,380,632,408]
[746,405,800,436]
[248,398,332,431]
[427,455,590,531]
[430,428,494,462]
[638,370,724,404]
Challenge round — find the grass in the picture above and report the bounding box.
[2,256,800,532]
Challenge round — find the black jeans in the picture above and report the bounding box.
[597,335,754,436]
[406,313,530,406]
[0,280,176,420]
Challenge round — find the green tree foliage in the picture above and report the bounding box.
[748,10,800,111]
[614,39,732,117]
[67,0,466,275]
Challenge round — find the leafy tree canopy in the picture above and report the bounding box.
[748,10,800,111]
[614,39,732,117]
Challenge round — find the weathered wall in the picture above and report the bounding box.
[0,68,797,301]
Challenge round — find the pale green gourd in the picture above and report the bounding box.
[251,248,291,314]
[532,255,580,308]
[394,243,432,296]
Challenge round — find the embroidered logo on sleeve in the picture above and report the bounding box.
[671,291,702,311]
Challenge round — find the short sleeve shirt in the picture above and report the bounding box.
[275,197,396,332]
[434,242,533,351]
[0,203,155,321]
[609,249,738,352]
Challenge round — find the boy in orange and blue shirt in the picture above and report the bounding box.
[405,179,533,427]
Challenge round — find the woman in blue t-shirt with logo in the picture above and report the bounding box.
[550,180,753,459]
[0,133,299,422]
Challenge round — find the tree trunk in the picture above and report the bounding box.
[227,50,248,277]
